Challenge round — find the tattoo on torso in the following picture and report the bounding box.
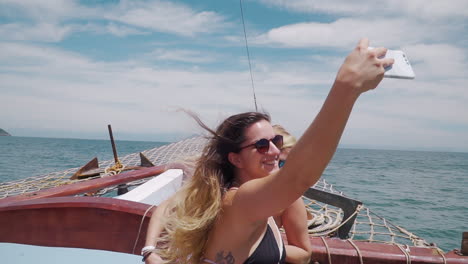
[214,250,235,264]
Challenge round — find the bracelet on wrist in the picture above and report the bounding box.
[141,245,156,256]
[142,251,153,262]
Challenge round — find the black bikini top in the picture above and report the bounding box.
[242,224,286,264]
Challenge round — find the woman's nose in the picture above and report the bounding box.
[268,141,281,155]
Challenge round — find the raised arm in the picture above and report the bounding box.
[233,38,394,223]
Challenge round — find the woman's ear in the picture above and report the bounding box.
[228,152,244,168]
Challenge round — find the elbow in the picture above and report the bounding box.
[297,254,311,264]
[285,245,312,264]
[303,246,313,264]
[305,249,313,264]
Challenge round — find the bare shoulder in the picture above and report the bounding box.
[203,189,267,263]
[220,188,261,230]
[222,188,238,207]
[222,187,266,228]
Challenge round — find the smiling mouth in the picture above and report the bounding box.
[263,158,278,166]
[263,155,279,166]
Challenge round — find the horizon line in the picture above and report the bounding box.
[3,134,467,154]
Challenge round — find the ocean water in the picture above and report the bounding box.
[0,136,467,253]
[0,136,166,183]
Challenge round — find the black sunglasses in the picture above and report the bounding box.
[239,135,283,154]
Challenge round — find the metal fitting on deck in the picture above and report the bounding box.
[461,232,468,256]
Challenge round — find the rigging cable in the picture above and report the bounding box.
[239,0,258,111]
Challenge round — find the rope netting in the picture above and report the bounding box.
[0,136,433,249]
[302,192,431,248]
[0,137,207,199]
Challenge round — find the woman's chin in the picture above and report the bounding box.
[262,163,279,174]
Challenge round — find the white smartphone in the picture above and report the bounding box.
[369,48,415,79]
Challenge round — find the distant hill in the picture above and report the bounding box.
[0,128,11,136]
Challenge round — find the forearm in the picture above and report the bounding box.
[282,40,389,191]
[285,245,311,264]
[145,199,169,246]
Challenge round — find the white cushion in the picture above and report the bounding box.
[116,169,183,205]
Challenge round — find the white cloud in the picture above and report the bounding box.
[404,44,467,79]
[146,48,216,63]
[0,21,147,42]
[0,23,72,42]
[106,23,148,37]
[1,39,467,151]
[253,17,456,49]
[107,0,228,37]
[0,42,96,69]
[383,0,468,19]
[343,112,468,151]
[258,0,468,19]
[0,42,256,138]
[0,0,230,41]
[300,70,465,151]
[0,0,90,22]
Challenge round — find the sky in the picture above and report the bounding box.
[1,0,467,153]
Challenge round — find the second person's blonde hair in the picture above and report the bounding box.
[273,124,296,149]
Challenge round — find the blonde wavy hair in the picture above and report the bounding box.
[156,111,271,264]
[273,124,296,149]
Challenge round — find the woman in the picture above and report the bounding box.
[146,39,393,264]
[273,125,297,168]
[145,124,311,264]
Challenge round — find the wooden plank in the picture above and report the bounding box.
[305,236,467,264]
[1,197,467,263]
[0,196,153,254]
[70,157,100,180]
[140,152,155,167]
